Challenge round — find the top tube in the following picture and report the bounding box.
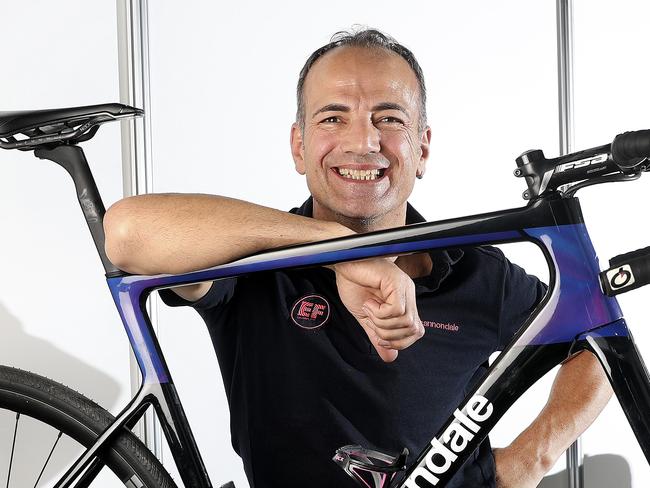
[104,195,620,383]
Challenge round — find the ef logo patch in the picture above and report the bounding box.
[291,294,330,330]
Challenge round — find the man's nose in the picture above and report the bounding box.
[341,119,381,155]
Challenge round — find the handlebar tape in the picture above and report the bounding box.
[600,246,650,296]
[611,130,650,168]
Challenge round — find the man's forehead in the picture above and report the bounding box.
[303,46,419,112]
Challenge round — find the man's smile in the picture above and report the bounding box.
[331,166,388,182]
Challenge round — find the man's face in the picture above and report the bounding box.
[291,46,431,229]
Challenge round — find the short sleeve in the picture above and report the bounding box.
[158,277,237,311]
[497,255,548,350]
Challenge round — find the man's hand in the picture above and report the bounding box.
[493,446,546,488]
[333,258,424,362]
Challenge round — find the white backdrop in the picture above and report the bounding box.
[0,1,131,486]
[0,1,648,487]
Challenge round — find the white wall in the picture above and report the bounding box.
[0,1,133,486]
[570,0,650,486]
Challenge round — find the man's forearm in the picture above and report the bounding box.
[495,350,613,486]
[104,193,353,275]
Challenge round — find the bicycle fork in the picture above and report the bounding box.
[573,319,650,462]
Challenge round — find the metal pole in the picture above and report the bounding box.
[557,0,582,486]
[116,0,163,461]
[557,0,575,156]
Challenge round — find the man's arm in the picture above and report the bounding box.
[104,193,425,359]
[104,193,354,275]
[104,193,354,301]
[494,350,613,488]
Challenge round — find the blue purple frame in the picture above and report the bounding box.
[52,192,650,488]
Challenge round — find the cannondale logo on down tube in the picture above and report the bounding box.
[403,395,494,487]
[290,294,330,329]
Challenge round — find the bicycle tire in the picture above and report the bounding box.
[0,365,177,488]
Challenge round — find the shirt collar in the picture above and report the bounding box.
[290,197,464,291]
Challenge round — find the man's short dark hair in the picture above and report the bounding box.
[296,27,427,133]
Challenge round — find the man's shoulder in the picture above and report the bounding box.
[449,245,543,290]
[473,245,508,263]
[454,245,508,272]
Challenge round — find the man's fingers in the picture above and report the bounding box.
[374,343,399,362]
[364,292,419,327]
[375,324,423,342]
[363,285,408,318]
[360,319,399,362]
[363,310,414,330]
[377,321,424,347]
[335,257,422,361]
[378,336,417,350]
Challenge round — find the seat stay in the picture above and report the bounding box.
[51,380,214,488]
[52,385,152,488]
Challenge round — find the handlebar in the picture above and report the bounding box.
[515,129,650,200]
[612,130,650,169]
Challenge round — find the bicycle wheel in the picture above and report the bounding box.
[0,365,177,488]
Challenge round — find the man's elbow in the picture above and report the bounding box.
[104,198,142,273]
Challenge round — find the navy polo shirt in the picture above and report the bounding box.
[160,198,546,488]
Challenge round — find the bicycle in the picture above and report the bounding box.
[0,102,649,488]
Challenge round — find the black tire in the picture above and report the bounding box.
[0,365,177,488]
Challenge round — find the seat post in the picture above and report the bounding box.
[34,144,121,275]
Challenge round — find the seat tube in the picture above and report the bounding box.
[107,274,214,486]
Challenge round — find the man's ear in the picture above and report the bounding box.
[417,126,432,178]
[290,123,306,175]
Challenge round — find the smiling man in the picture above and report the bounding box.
[291,43,428,232]
[104,28,612,488]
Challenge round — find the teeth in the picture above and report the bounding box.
[337,168,383,180]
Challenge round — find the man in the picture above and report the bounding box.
[104,29,612,487]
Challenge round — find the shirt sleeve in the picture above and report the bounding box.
[497,254,548,350]
[158,277,237,311]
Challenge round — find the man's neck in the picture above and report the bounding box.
[311,200,433,278]
[312,202,407,234]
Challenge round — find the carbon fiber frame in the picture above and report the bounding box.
[55,193,650,488]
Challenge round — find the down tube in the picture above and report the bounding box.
[394,322,572,487]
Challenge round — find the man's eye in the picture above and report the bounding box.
[378,116,403,124]
[321,116,340,123]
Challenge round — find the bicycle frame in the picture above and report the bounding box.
[52,190,650,487]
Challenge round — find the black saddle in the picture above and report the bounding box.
[0,103,143,150]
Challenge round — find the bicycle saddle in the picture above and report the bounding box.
[0,103,143,150]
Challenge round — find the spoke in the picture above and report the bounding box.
[6,412,19,488]
[33,431,63,488]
